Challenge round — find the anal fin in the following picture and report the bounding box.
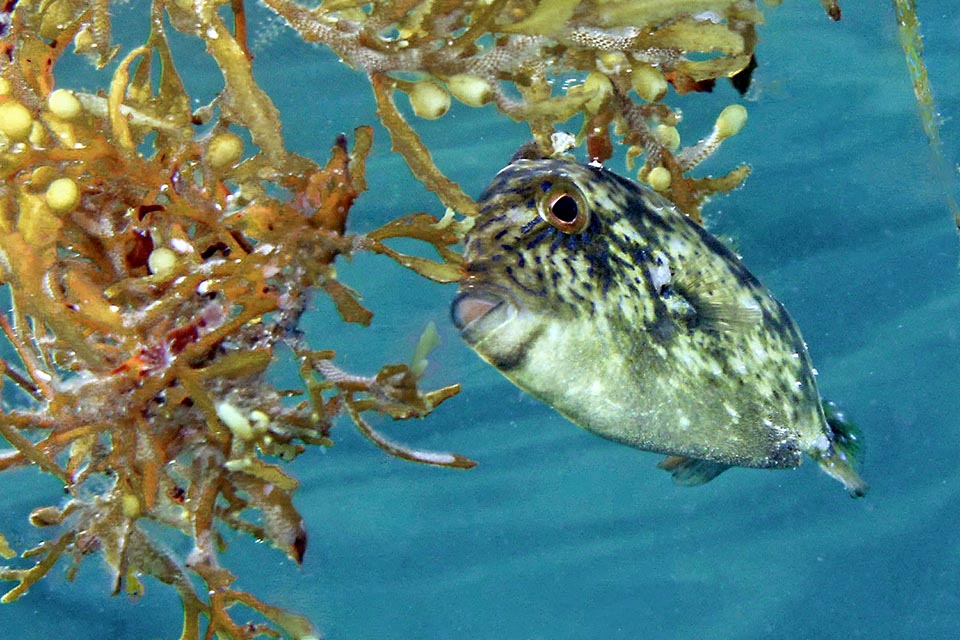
[657,455,731,486]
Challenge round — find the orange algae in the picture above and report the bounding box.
[0,1,469,638]
[263,0,806,222]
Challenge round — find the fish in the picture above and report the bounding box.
[451,153,867,497]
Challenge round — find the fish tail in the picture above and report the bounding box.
[814,401,869,498]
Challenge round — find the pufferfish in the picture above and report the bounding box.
[452,152,867,497]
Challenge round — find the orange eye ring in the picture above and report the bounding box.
[536,181,589,234]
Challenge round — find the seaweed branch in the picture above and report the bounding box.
[892,0,960,233]
[0,1,473,637]
[264,0,787,221]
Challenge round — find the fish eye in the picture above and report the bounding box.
[537,180,589,234]
[550,194,579,223]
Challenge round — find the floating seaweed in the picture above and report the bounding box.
[266,0,776,221]
[892,0,960,233]
[0,1,845,638]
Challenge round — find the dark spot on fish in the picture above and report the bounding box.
[475,213,507,231]
[520,217,542,234]
[610,253,634,270]
[766,440,801,468]
[550,232,564,253]
[644,210,673,232]
[761,307,789,335]
[505,265,541,297]
[650,315,677,343]
[526,228,551,250]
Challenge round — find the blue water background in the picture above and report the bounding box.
[2,2,959,638]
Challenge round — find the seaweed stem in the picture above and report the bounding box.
[892,0,960,233]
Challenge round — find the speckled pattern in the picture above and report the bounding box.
[455,158,863,491]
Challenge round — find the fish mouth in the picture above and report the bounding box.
[450,285,519,344]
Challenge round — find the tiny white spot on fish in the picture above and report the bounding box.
[676,348,699,369]
[729,356,747,375]
[723,403,740,419]
[668,237,690,256]
[646,256,671,292]
[813,434,830,452]
[750,342,768,360]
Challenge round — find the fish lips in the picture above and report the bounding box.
[450,285,518,345]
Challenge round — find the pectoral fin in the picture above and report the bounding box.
[658,455,731,486]
[671,271,762,332]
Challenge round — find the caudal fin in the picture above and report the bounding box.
[814,401,869,498]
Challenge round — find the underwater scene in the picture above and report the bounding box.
[1,1,959,638]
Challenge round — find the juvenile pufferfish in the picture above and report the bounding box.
[452,154,867,497]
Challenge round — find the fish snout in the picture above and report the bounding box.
[450,285,520,344]
[451,284,543,371]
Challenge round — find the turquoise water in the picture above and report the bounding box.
[3,2,960,638]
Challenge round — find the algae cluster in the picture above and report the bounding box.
[0,1,839,638]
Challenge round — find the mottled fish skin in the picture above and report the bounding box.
[453,157,866,496]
